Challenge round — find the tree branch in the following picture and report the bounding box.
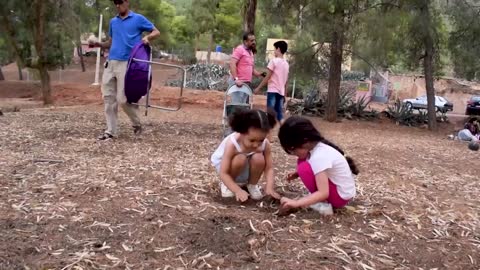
[289,42,322,56]
[344,48,380,75]
[353,1,401,15]
[449,2,480,40]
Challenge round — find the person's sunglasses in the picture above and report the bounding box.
[113,0,124,5]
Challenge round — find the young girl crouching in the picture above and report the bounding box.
[211,109,281,202]
[278,116,358,215]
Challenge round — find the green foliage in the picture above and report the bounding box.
[447,1,480,81]
[287,86,379,120]
[164,0,192,15]
[385,99,428,127]
[289,33,330,81]
[215,0,243,49]
[344,95,378,120]
[174,43,197,65]
[0,0,76,69]
[129,0,176,48]
[400,1,448,75]
[287,78,319,99]
[352,7,410,72]
[170,16,194,47]
[186,0,242,51]
[0,36,13,65]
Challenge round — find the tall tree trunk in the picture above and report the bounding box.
[326,18,345,122]
[206,32,214,65]
[17,61,23,80]
[298,4,305,32]
[77,45,86,72]
[38,64,53,104]
[424,47,437,130]
[33,0,52,105]
[0,67,4,81]
[243,0,257,33]
[194,34,199,54]
[421,2,437,131]
[0,15,25,75]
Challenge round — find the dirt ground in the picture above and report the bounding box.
[1,79,480,270]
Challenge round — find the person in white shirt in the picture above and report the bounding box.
[278,116,359,215]
[211,108,281,202]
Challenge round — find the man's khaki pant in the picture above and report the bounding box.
[101,60,141,136]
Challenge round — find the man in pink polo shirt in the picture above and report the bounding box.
[229,32,264,103]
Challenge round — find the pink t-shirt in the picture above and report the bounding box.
[231,45,254,82]
[267,57,289,96]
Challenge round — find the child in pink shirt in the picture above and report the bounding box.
[278,116,358,215]
[255,41,289,122]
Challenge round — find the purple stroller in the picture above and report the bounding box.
[124,42,186,115]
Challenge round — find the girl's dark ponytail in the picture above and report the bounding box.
[319,138,359,175]
[279,116,359,175]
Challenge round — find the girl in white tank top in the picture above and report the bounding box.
[211,108,281,202]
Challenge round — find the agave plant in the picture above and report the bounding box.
[385,99,427,126]
[287,85,379,121]
[345,95,378,120]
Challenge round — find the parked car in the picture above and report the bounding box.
[402,95,454,113]
[153,50,170,59]
[466,96,480,115]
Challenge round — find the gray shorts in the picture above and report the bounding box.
[215,155,251,185]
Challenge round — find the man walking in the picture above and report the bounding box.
[229,32,264,103]
[90,0,160,140]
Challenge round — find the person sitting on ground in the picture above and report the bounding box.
[458,118,479,142]
[211,108,281,202]
[278,116,358,215]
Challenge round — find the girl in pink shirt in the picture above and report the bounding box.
[278,116,358,215]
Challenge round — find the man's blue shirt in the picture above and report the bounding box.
[108,11,154,61]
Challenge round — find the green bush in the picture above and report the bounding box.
[287,87,379,120]
[384,100,428,126]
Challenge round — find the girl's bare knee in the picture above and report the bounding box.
[250,153,266,169]
[231,154,248,173]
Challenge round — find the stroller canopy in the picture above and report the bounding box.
[125,42,152,104]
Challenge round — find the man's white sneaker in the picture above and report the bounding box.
[310,202,334,215]
[247,184,263,200]
[220,182,235,198]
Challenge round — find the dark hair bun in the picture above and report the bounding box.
[229,108,277,134]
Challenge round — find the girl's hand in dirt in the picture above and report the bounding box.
[265,188,281,200]
[235,189,249,202]
[280,197,299,209]
[286,172,299,182]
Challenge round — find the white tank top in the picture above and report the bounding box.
[211,133,267,167]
